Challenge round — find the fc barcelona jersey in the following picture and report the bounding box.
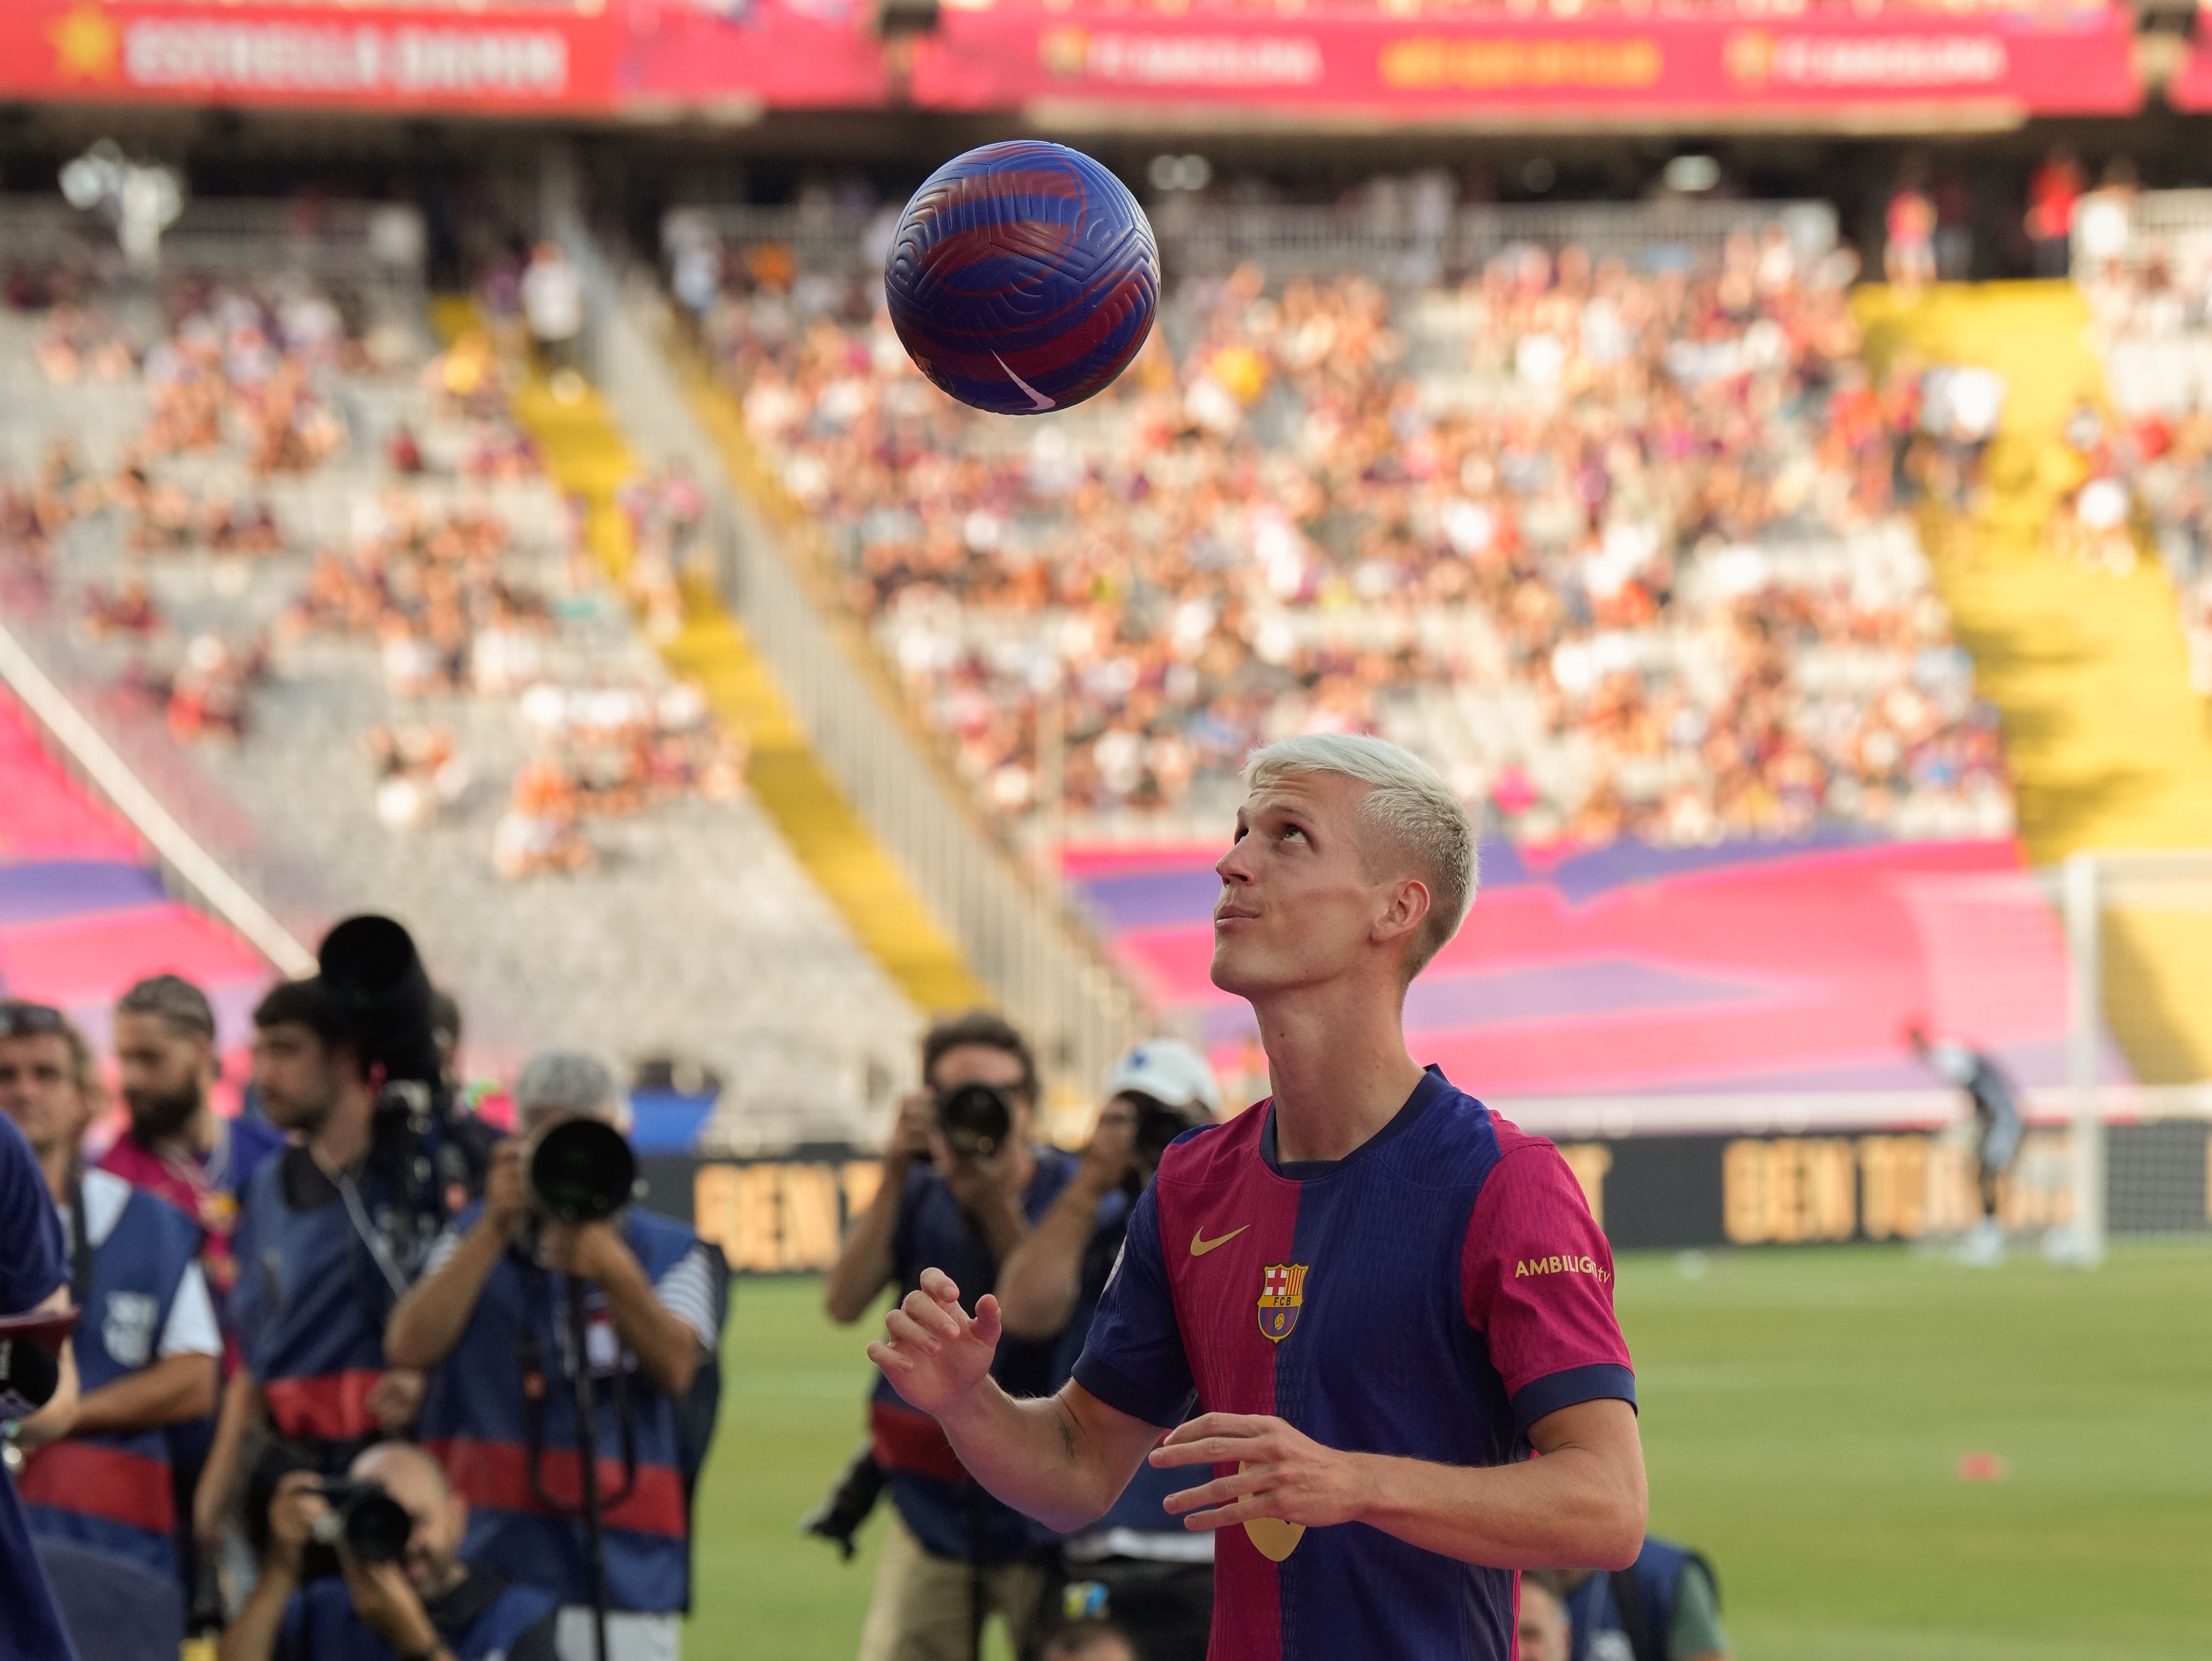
[1072,1066,1635,1661]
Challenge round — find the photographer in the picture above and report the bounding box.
[1,1000,220,1581]
[825,1011,1079,1661]
[997,1041,1221,1661]
[387,1052,722,1661]
[198,972,485,1554]
[221,1441,558,1661]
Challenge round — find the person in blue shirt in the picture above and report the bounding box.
[0,1028,81,1661]
[997,1040,1225,1661]
[1548,1539,1729,1661]
[220,1439,558,1661]
[825,1010,1080,1661]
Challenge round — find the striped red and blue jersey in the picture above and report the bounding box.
[1072,1066,1634,1661]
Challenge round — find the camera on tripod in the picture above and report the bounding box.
[934,1081,1013,1161]
[309,1478,415,1565]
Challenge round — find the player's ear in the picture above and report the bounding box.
[1373,875,1431,947]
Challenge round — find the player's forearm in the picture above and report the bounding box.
[935,1380,1121,1534]
[1354,1441,1645,1570]
[994,1180,1103,1341]
[73,1351,218,1434]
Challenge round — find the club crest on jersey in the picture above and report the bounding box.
[1257,1263,1308,1343]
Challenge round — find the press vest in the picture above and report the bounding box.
[1564,1538,1708,1661]
[872,1148,1078,1563]
[417,1206,700,1614]
[20,1173,204,1577]
[280,1568,555,1661]
[230,1150,399,1456]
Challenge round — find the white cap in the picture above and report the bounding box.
[1102,1039,1222,1120]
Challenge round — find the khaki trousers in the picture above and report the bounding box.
[856,1509,1048,1661]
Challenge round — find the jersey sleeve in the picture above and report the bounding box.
[1070,1182,1194,1428]
[1462,1142,1635,1434]
[0,1115,66,1314]
[159,1261,223,1359]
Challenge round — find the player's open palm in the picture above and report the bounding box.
[867,1266,999,1414]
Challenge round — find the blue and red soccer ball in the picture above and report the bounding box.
[884,141,1160,417]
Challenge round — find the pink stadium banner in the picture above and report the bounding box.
[0,0,623,114]
[2166,21,2212,112]
[908,2,2142,121]
[616,0,894,112]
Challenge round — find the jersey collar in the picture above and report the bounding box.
[1260,1064,1449,1181]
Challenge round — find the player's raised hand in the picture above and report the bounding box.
[866,1266,1001,1415]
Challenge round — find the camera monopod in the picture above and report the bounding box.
[523,1118,644,1661]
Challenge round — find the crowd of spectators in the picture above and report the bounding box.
[692,222,2014,846]
[0,269,747,872]
[2078,231,2212,693]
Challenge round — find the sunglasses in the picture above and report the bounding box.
[0,1004,64,1039]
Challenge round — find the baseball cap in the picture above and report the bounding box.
[1101,1039,1222,1120]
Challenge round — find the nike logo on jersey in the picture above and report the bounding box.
[1189,1224,1250,1257]
[992,353,1056,410]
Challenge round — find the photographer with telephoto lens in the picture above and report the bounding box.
[824,1011,1081,1661]
[996,1041,1222,1661]
[200,920,499,1567]
[219,1441,558,1661]
[386,1052,722,1661]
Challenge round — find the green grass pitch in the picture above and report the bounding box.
[684,1244,2208,1660]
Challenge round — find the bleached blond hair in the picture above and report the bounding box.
[1244,734,1477,976]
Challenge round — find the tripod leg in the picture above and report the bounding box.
[568,1277,611,1661]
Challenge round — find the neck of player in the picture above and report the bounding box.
[1252,977,1426,1165]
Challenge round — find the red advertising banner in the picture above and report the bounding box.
[0,1,622,114]
[2167,23,2212,112]
[909,2,2141,122]
[617,0,891,113]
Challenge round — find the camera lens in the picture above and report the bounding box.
[344,1488,415,1565]
[1134,1102,1190,1165]
[529,1117,637,1224]
[936,1084,1013,1160]
[317,1480,415,1566]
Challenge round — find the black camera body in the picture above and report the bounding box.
[312,1478,414,1565]
[935,1082,1014,1161]
[1132,1097,1200,1168]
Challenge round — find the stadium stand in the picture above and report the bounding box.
[0,213,922,1147]
[679,203,2014,855]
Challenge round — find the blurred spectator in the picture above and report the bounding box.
[1517,1577,1574,1661]
[1,1000,220,1584]
[522,242,586,382]
[1551,1538,1728,1661]
[2025,150,2083,280]
[691,223,2012,848]
[1885,174,1937,299]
